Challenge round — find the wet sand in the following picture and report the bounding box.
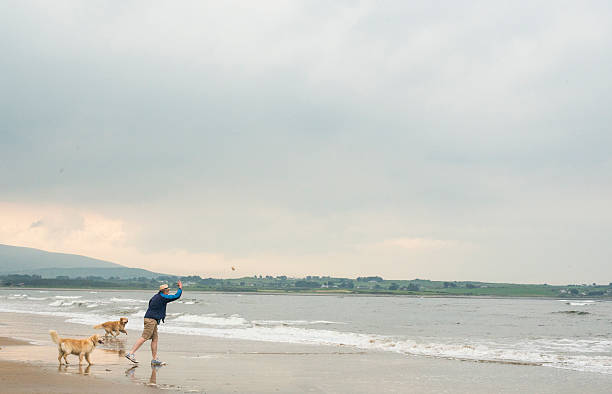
[2,312,612,393]
[0,337,157,393]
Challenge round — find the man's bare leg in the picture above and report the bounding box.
[151,336,158,360]
[130,336,146,354]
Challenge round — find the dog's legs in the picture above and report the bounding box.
[58,352,63,365]
[79,353,84,365]
[63,354,69,364]
[85,352,93,365]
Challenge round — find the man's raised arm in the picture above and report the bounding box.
[160,280,183,302]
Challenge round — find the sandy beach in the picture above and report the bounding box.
[2,308,612,393]
[0,337,157,393]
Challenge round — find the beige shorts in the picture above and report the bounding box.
[141,318,158,341]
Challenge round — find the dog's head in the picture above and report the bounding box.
[91,334,104,345]
[120,317,128,325]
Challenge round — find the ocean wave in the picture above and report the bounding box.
[110,297,148,304]
[117,306,140,310]
[553,310,590,315]
[54,296,82,299]
[49,299,104,308]
[252,320,345,326]
[522,338,612,353]
[0,305,114,329]
[558,300,596,306]
[130,309,147,318]
[26,297,48,301]
[172,313,248,327]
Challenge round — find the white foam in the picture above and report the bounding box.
[525,338,612,353]
[48,299,102,308]
[130,309,147,318]
[252,320,345,326]
[55,296,82,299]
[559,300,596,306]
[172,314,248,327]
[110,297,148,303]
[0,305,114,329]
[26,297,48,301]
[65,314,115,326]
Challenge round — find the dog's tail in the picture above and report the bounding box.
[93,324,104,329]
[49,330,60,344]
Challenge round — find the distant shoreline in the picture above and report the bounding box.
[2,286,611,300]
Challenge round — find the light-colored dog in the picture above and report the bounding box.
[49,330,103,365]
[93,317,128,337]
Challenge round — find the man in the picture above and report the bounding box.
[125,280,182,365]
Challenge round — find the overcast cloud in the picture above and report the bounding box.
[1,1,611,283]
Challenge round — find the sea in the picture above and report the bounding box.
[1,288,611,377]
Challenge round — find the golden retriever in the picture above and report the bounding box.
[49,330,103,365]
[93,317,128,337]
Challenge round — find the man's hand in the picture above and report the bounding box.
[177,280,182,289]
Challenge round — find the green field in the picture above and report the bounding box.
[1,274,611,298]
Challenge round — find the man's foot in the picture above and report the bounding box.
[125,353,138,363]
[151,359,166,366]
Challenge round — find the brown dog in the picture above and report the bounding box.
[93,317,128,337]
[49,330,103,365]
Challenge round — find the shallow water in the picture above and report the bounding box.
[1,289,611,375]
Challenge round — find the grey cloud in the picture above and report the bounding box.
[1,1,611,282]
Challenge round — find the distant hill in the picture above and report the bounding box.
[0,244,165,279]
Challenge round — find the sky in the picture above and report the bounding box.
[1,1,611,284]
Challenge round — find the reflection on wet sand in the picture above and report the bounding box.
[149,365,162,385]
[100,337,126,355]
[57,364,91,375]
[125,365,138,379]
[79,364,91,375]
[124,365,164,388]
